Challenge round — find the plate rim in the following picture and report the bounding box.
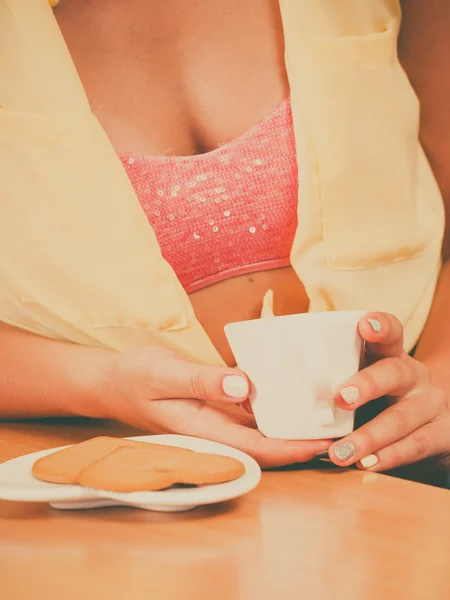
[0,434,261,507]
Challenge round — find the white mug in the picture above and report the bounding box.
[224,311,365,440]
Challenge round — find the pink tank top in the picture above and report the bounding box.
[120,98,298,292]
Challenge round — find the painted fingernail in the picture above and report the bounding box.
[333,442,356,462]
[340,386,360,405]
[315,450,330,459]
[222,375,249,399]
[360,454,379,469]
[367,318,381,333]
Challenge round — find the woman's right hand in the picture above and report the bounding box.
[99,345,332,468]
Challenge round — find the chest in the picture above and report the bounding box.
[54,0,289,156]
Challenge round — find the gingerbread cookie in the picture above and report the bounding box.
[32,436,192,485]
[77,445,245,492]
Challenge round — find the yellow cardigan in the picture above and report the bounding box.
[0,0,444,363]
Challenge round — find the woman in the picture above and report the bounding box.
[0,0,449,471]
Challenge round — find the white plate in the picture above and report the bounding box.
[0,435,261,512]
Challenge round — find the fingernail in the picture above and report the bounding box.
[222,375,249,399]
[340,386,360,405]
[367,318,381,333]
[315,450,330,459]
[333,442,356,462]
[360,454,378,469]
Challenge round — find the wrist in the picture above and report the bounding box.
[66,348,121,420]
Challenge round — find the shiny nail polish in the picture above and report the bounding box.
[315,450,330,459]
[222,375,249,399]
[333,442,356,462]
[360,454,378,469]
[367,318,381,333]
[340,386,360,405]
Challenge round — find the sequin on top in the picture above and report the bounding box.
[119,98,298,292]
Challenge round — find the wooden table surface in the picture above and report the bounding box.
[1,420,450,600]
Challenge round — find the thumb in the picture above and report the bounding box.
[149,351,250,403]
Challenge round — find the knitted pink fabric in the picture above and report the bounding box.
[119,98,298,292]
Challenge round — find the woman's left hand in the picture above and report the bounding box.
[329,313,450,471]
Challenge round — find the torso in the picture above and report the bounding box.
[54,0,309,365]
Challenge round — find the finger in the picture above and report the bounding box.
[149,398,332,468]
[358,312,404,359]
[329,387,444,467]
[356,416,450,472]
[335,355,423,410]
[240,399,254,414]
[188,405,333,468]
[144,348,251,404]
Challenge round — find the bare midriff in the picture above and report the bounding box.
[54,0,310,365]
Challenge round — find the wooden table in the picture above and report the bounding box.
[1,420,450,600]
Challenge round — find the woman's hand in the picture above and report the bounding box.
[329,313,450,471]
[101,345,331,468]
